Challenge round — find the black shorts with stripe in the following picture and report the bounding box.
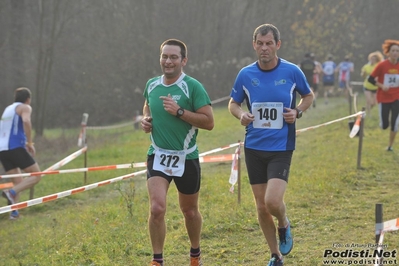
[0,147,36,171]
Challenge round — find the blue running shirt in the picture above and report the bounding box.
[322,60,336,83]
[230,59,311,151]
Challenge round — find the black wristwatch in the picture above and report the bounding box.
[176,107,185,118]
[295,108,303,119]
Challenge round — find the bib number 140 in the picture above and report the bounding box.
[257,107,278,120]
[252,102,284,129]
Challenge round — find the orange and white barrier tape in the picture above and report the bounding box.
[199,142,243,157]
[296,111,365,135]
[229,145,241,193]
[0,142,241,214]
[373,218,399,265]
[0,146,87,190]
[0,162,146,179]
[45,146,87,172]
[199,154,235,163]
[211,95,231,104]
[0,169,147,214]
[349,114,362,138]
[379,217,399,233]
[77,113,89,147]
[0,183,13,189]
[0,153,238,179]
[86,121,135,130]
[82,95,232,132]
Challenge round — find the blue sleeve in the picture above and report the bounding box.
[231,69,246,103]
[295,68,312,95]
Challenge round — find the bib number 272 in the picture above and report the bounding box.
[159,154,179,168]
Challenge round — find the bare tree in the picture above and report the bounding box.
[34,0,77,136]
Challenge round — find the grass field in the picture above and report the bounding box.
[0,93,398,265]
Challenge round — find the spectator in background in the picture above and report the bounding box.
[300,53,316,107]
[361,51,384,116]
[0,87,41,220]
[368,39,399,151]
[336,55,354,100]
[310,53,323,107]
[322,55,337,104]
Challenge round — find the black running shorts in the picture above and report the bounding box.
[146,154,201,195]
[379,100,399,132]
[244,147,293,185]
[0,147,36,172]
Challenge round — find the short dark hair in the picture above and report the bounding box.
[253,24,280,44]
[160,39,187,59]
[14,87,31,103]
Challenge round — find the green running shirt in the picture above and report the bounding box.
[143,73,211,159]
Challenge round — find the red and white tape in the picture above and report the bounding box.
[373,215,399,264]
[0,169,147,214]
[199,142,243,157]
[0,143,240,214]
[45,146,87,172]
[379,217,399,233]
[296,111,365,135]
[0,153,238,180]
[0,162,146,180]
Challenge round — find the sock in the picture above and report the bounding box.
[153,253,163,263]
[190,247,201,258]
[279,217,289,228]
[271,253,283,261]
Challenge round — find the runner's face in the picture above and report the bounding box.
[370,56,378,64]
[253,32,280,66]
[388,45,399,61]
[160,45,187,80]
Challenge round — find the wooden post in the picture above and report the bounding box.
[357,108,365,169]
[29,183,34,199]
[375,203,383,266]
[79,113,89,184]
[84,145,88,184]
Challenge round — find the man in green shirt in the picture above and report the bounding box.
[141,39,214,266]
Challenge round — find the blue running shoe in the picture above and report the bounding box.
[10,210,19,220]
[267,253,283,266]
[278,219,293,255]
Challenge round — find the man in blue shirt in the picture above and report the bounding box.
[322,55,337,104]
[0,87,41,220]
[228,24,313,266]
[336,55,354,99]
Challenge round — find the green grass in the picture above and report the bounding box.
[1,94,399,265]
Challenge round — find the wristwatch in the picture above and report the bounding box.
[176,107,185,118]
[295,108,303,119]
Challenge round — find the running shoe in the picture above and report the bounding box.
[278,219,293,255]
[149,261,163,266]
[9,210,19,220]
[2,190,16,205]
[267,254,283,266]
[387,146,393,151]
[190,256,203,266]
